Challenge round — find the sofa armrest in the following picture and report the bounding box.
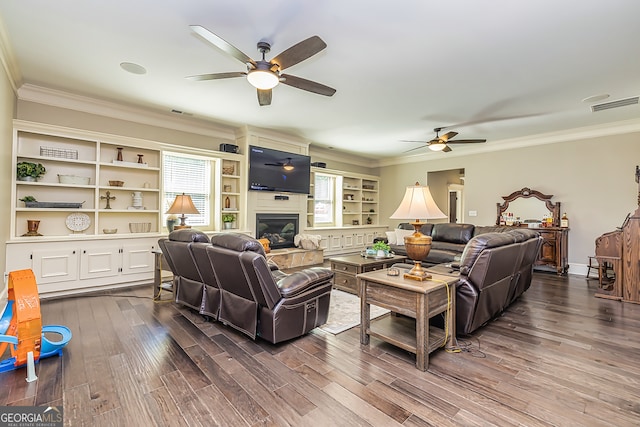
[276,267,334,298]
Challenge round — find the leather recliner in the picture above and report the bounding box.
[206,233,333,344]
[158,229,211,312]
[456,229,542,335]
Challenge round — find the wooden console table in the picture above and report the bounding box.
[358,268,457,371]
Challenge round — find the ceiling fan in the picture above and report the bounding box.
[187,25,336,106]
[265,158,295,170]
[402,127,487,153]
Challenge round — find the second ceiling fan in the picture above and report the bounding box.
[187,25,336,106]
[403,127,487,153]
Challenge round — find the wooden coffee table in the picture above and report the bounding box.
[358,268,457,371]
[329,253,407,294]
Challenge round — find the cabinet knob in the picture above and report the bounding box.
[341,279,348,284]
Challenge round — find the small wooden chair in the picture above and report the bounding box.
[586,256,599,279]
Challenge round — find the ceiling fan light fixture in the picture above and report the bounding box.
[428,142,447,151]
[247,69,279,89]
[283,158,294,171]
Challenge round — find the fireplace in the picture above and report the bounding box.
[256,213,299,249]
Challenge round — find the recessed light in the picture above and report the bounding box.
[582,94,609,103]
[120,62,147,75]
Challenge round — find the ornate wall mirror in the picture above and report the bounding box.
[496,187,561,226]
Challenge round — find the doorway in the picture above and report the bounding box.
[448,184,464,223]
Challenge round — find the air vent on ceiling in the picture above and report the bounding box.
[591,96,639,112]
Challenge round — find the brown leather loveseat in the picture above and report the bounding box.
[159,230,334,344]
[453,228,542,335]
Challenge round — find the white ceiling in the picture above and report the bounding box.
[1,0,640,160]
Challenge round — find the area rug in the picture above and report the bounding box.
[320,289,390,334]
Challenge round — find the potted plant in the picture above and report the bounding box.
[17,161,46,181]
[222,213,236,229]
[372,240,391,257]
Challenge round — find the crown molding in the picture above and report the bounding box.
[377,118,640,168]
[308,145,379,169]
[0,17,20,92]
[17,84,237,140]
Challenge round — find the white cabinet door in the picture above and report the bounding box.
[122,244,154,275]
[80,245,120,279]
[354,233,366,247]
[32,248,79,284]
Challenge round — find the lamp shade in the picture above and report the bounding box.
[390,182,447,220]
[166,193,200,215]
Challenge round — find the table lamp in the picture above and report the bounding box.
[166,193,200,230]
[390,182,447,280]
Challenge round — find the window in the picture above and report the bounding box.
[313,173,337,226]
[163,152,211,227]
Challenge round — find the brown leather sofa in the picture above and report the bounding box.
[158,229,211,313]
[395,228,541,335]
[451,228,542,335]
[159,230,334,344]
[379,223,513,266]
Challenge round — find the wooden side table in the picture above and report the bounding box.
[329,254,407,294]
[152,249,174,301]
[358,268,457,371]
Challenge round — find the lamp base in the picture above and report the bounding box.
[404,261,432,281]
[173,225,191,230]
[403,221,433,281]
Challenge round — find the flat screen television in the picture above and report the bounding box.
[248,145,311,194]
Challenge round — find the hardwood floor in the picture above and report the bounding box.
[2,272,640,426]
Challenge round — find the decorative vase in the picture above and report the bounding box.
[377,249,387,258]
[116,147,123,161]
[131,191,143,209]
[23,219,42,236]
[166,219,177,232]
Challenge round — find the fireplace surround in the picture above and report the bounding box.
[256,213,299,249]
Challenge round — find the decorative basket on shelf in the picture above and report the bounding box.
[222,165,235,175]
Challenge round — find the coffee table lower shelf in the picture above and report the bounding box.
[367,314,448,355]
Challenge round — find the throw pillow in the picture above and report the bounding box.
[385,231,397,245]
[395,229,414,246]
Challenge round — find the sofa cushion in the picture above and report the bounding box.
[431,241,466,253]
[385,231,398,245]
[169,228,210,243]
[210,232,266,256]
[459,232,517,275]
[431,223,475,244]
[474,225,510,236]
[395,228,415,246]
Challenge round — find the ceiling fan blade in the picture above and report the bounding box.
[402,145,427,154]
[280,74,336,96]
[271,36,327,71]
[257,89,272,106]
[443,145,453,153]
[440,131,458,142]
[446,139,487,144]
[190,25,256,66]
[186,71,246,81]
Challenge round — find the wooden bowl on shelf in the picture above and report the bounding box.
[109,180,124,187]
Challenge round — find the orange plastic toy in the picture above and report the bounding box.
[0,269,71,374]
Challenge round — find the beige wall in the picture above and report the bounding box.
[1,59,15,300]
[380,134,640,271]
